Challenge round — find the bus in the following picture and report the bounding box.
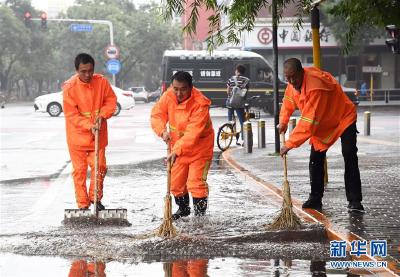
[161,50,287,114]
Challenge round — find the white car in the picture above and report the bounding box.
[34,86,135,117]
[129,87,149,103]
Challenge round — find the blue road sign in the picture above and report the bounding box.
[70,24,93,32]
[106,59,121,75]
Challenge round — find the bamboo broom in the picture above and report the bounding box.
[269,133,301,230]
[157,144,177,238]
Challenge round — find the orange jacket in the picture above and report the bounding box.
[63,74,117,149]
[280,67,356,151]
[151,87,214,163]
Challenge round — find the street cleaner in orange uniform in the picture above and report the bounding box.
[63,53,117,210]
[151,71,214,220]
[279,58,364,213]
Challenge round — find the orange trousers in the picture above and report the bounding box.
[68,147,107,208]
[171,259,208,277]
[68,260,106,277]
[171,159,211,198]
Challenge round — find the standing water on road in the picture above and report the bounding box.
[0,154,330,275]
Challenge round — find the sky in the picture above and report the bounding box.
[31,0,161,14]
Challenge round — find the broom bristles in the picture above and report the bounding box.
[157,195,177,238]
[269,180,301,230]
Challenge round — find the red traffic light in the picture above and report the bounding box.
[41,12,47,29]
[24,11,31,27]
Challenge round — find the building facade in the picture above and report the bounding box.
[214,5,399,90]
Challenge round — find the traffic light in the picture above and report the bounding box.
[24,12,31,28]
[385,25,399,54]
[40,12,47,30]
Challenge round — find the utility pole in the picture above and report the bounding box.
[309,0,328,184]
[272,0,280,154]
[311,5,321,68]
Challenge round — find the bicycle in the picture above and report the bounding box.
[217,96,260,151]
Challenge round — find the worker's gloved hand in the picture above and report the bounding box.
[280,145,291,157]
[277,123,288,134]
[91,124,97,136]
[91,117,102,136]
[96,116,103,126]
[166,151,177,166]
[162,130,171,144]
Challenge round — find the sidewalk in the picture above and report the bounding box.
[222,110,399,275]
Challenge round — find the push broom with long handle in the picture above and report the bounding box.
[93,117,101,217]
[64,117,130,225]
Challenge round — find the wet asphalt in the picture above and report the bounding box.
[0,103,370,276]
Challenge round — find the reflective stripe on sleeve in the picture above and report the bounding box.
[300,116,319,125]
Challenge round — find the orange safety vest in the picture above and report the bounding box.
[280,67,356,151]
[62,74,117,149]
[151,87,214,163]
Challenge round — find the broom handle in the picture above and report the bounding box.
[94,118,100,216]
[280,133,288,181]
[167,144,171,195]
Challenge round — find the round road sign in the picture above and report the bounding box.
[106,59,121,75]
[105,45,120,59]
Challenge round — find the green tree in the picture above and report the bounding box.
[0,4,31,94]
[163,0,400,51]
[54,0,179,89]
[1,0,179,99]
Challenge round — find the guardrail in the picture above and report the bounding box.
[358,88,400,103]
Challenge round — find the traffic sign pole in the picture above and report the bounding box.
[106,59,121,86]
[31,17,117,85]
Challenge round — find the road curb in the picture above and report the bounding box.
[222,148,399,276]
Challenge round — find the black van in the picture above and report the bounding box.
[161,50,286,114]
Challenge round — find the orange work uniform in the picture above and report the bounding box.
[68,260,106,277]
[171,259,208,277]
[151,87,214,198]
[280,67,356,151]
[63,74,116,208]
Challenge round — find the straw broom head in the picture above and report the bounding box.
[268,136,301,230]
[157,193,177,238]
[157,144,177,238]
[268,179,301,230]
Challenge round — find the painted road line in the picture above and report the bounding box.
[358,136,399,147]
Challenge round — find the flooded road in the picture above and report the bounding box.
[0,155,329,275]
[1,253,334,276]
[1,104,333,276]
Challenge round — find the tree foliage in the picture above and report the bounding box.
[0,0,180,99]
[162,0,400,52]
[324,0,399,54]
[163,0,312,51]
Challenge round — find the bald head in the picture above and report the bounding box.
[284,58,304,91]
[284,58,303,73]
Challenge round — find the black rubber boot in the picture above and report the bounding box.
[302,195,322,211]
[172,194,190,220]
[193,197,208,216]
[91,201,105,211]
[96,201,105,211]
